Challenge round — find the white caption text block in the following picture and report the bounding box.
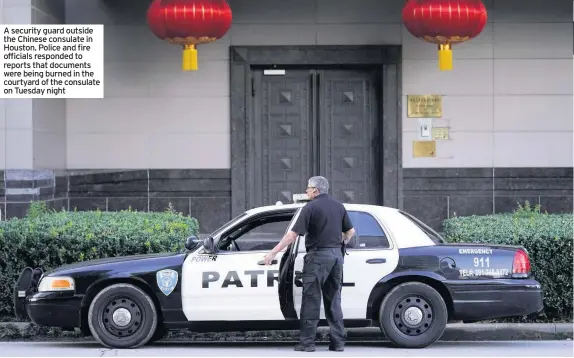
[0,25,104,98]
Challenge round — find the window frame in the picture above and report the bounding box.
[398,210,445,245]
[213,209,297,255]
[344,210,394,251]
[292,207,397,254]
[207,212,248,238]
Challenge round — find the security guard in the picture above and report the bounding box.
[263,176,355,352]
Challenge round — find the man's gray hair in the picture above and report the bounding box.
[308,176,329,194]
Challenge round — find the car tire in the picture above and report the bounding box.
[88,283,158,349]
[378,282,447,349]
[149,323,167,344]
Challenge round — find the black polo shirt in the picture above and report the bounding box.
[291,193,354,251]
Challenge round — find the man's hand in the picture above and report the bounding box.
[342,227,355,244]
[263,251,277,265]
[261,230,299,265]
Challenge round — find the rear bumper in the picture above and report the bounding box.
[26,292,84,328]
[446,279,544,321]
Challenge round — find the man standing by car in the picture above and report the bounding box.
[263,176,355,352]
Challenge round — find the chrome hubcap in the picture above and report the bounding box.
[403,306,423,326]
[103,297,142,338]
[393,295,434,336]
[112,308,132,327]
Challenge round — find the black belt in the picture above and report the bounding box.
[307,247,339,251]
[307,246,348,255]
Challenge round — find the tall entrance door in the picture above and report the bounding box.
[249,68,381,207]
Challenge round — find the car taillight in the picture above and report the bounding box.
[512,249,531,277]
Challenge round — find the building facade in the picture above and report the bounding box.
[0,0,572,233]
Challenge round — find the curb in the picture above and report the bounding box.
[345,323,574,341]
[1,322,572,342]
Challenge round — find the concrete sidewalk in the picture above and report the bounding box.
[0,322,572,342]
[1,341,573,357]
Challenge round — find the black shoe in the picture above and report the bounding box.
[294,344,316,352]
[329,345,344,352]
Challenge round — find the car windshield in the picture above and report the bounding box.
[207,212,248,238]
[398,210,446,244]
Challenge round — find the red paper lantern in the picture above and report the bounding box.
[402,0,487,71]
[147,0,232,71]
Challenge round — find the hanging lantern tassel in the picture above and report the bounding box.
[438,43,453,71]
[182,44,198,71]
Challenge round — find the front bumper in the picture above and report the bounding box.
[26,292,84,328]
[13,267,83,329]
[446,279,544,321]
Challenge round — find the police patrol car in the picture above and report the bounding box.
[13,194,543,350]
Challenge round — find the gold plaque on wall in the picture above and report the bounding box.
[432,127,449,140]
[413,140,436,157]
[407,95,442,118]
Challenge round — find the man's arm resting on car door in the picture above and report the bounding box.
[263,206,311,265]
[341,209,355,244]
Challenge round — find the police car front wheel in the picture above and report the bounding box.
[379,282,448,349]
[87,283,158,349]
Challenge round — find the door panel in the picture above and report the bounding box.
[318,69,380,205]
[251,70,312,207]
[250,68,380,207]
[182,252,287,321]
[181,210,296,321]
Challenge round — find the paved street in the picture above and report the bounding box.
[1,341,572,357]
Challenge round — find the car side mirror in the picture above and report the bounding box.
[203,237,216,254]
[185,235,200,251]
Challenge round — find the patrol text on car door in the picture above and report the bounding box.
[181,209,296,321]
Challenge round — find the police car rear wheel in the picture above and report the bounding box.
[88,283,158,349]
[379,282,447,349]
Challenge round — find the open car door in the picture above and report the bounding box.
[182,207,299,322]
[277,207,302,320]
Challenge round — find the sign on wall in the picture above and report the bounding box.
[432,127,449,140]
[407,95,442,118]
[413,140,436,157]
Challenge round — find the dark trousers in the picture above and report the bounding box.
[299,248,345,347]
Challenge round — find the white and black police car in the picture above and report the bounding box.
[13,194,543,349]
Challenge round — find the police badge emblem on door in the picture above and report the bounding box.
[156,269,178,296]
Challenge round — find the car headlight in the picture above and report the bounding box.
[38,276,75,292]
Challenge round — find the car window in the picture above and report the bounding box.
[347,211,390,249]
[209,212,247,238]
[218,212,294,252]
[378,209,438,248]
[398,210,445,244]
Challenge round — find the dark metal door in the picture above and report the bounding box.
[316,69,380,205]
[250,68,380,207]
[250,69,313,207]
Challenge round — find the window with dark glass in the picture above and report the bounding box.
[346,211,390,249]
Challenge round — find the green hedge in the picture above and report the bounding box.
[0,202,199,319]
[443,202,573,323]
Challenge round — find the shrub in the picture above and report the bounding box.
[443,202,573,323]
[0,203,199,318]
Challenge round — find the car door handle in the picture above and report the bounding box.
[258,260,277,265]
[366,258,386,264]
